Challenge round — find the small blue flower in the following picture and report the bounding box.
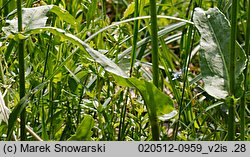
[172,71,182,80]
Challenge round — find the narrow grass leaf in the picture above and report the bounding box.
[26,27,128,78]
[118,22,186,60]
[86,0,97,27]
[7,82,48,140]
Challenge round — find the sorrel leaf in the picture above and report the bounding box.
[113,75,177,120]
[193,8,246,99]
[2,5,78,37]
[2,5,53,36]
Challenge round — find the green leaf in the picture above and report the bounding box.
[2,5,78,37]
[68,76,78,93]
[7,82,48,140]
[86,0,97,27]
[123,0,150,19]
[68,115,95,141]
[193,8,247,99]
[113,75,177,120]
[2,5,53,36]
[26,27,128,78]
[50,5,79,28]
[123,2,135,18]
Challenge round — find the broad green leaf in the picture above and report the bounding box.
[113,75,177,120]
[2,5,78,37]
[193,8,246,99]
[2,5,53,36]
[68,115,95,141]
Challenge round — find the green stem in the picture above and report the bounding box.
[17,0,26,141]
[149,0,159,88]
[129,0,139,76]
[174,0,196,140]
[240,0,250,141]
[148,111,159,140]
[149,0,159,141]
[228,0,238,141]
[102,0,106,19]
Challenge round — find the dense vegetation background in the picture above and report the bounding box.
[0,0,249,141]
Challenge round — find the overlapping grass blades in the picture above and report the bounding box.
[3,4,178,140]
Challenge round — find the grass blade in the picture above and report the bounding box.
[129,0,139,76]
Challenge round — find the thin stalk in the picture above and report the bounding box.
[228,0,238,141]
[102,0,106,19]
[16,118,43,141]
[174,24,195,140]
[149,0,159,88]
[39,7,58,140]
[173,0,196,140]
[240,0,250,141]
[40,34,50,140]
[129,0,139,76]
[17,0,26,141]
[149,0,159,141]
[118,89,128,141]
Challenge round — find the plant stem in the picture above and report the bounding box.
[129,0,139,76]
[149,0,159,141]
[240,0,250,141]
[149,0,159,88]
[17,0,26,141]
[228,0,238,141]
[102,0,106,19]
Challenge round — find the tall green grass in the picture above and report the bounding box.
[0,0,249,141]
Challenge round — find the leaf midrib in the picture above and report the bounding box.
[206,13,230,90]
